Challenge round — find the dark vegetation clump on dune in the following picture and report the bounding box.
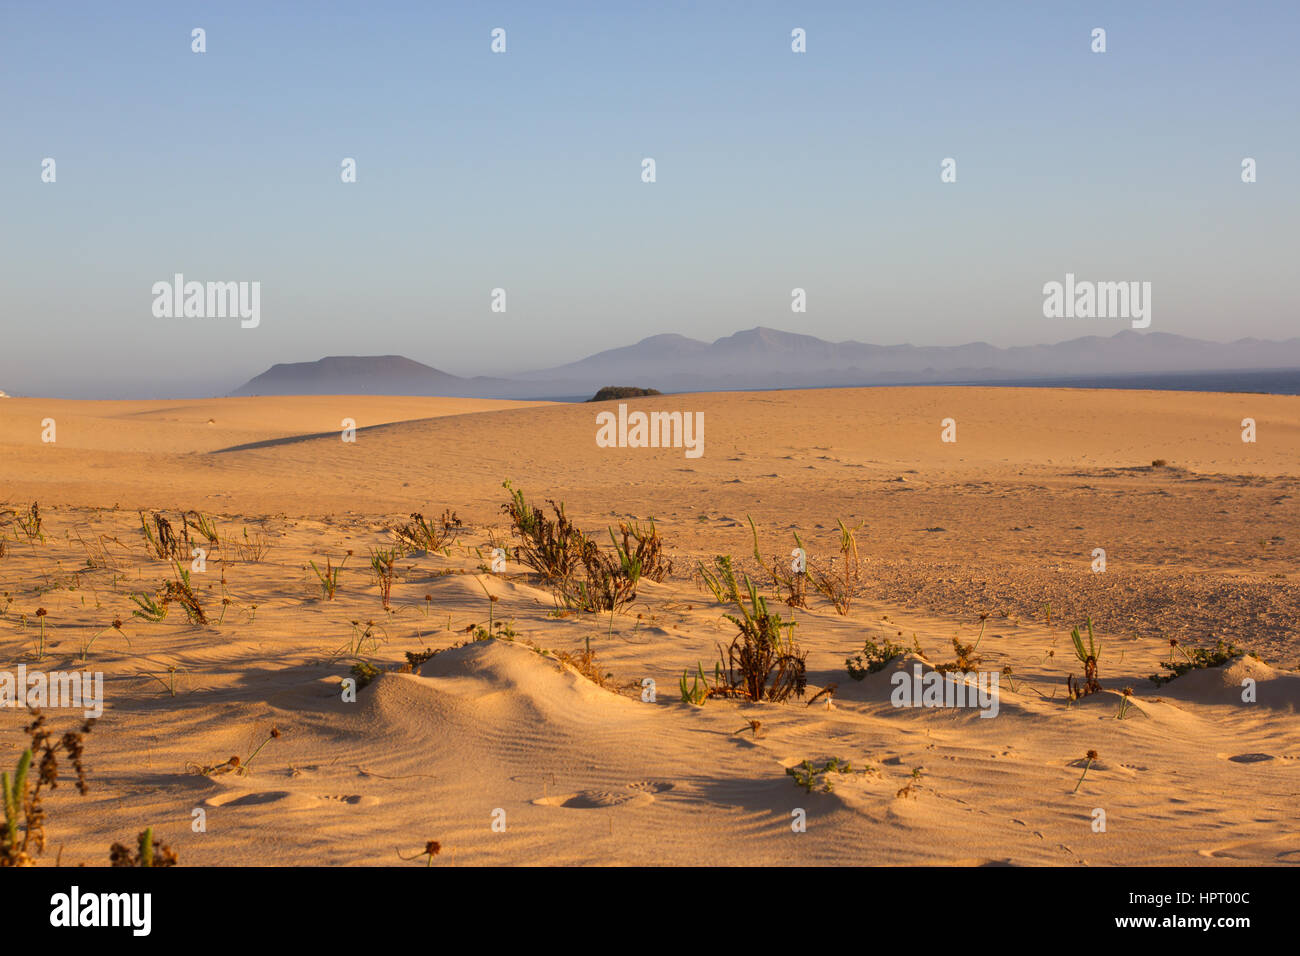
[1149,637,1249,685]
[691,555,807,703]
[500,481,672,612]
[586,386,662,402]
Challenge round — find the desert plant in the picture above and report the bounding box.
[233,525,272,562]
[1072,750,1099,793]
[368,546,398,609]
[556,645,611,688]
[162,562,207,625]
[698,554,744,605]
[129,591,168,622]
[403,647,438,670]
[501,481,590,583]
[109,827,177,867]
[391,512,459,552]
[139,511,184,559]
[309,552,349,600]
[846,635,908,680]
[139,665,183,697]
[192,727,282,778]
[1,711,93,867]
[32,607,49,661]
[807,519,863,614]
[1115,686,1135,719]
[896,766,924,799]
[679,662,718,705]
[82,617,129,661]
[501,483,645,613]
[350,661,381,689]
[713,575,807,703]
[566,527,642,614]
[934,617,987,673]
[787,757,856,793]
[75,532,123,572]
[185,511,220,550]
[15,502,44,544]
[615,519,672,582]
[748,516,808,608]
[397,840,442,866]
[1148,638,1247,686]
[338,618,387,658]
[1066,617,1102,699]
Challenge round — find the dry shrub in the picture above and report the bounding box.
[705,562,806,703]
[615,519,672,582]
[501,481,654,612]
[233,525,272,563]
[808,519,863,614]
[748,516,808,608]
[139,511,186,560]
[391,511,461,552]
[2,711,94,867]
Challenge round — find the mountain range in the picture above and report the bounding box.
[228,328,1300,400]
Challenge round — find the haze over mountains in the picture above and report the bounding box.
[229,328,1300,400]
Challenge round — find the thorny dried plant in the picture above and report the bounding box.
[1,711,94,867]
[556,646,612,688]
[139,511,186,560]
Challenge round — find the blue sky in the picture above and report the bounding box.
[1,0,1296,397]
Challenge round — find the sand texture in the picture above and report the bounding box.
[1,387,1297,866]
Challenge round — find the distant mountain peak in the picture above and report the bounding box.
[230,328,1300,399]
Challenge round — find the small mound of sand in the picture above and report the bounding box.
[1157,656,1299,710]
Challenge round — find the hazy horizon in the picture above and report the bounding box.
[3,0,1297,398]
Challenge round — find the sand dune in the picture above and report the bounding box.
[1,387,1297,865]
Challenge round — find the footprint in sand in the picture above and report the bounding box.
[318,793,381,806]
[1221,752,1275,763]
[533,782,673,809]
[205,790,313,810]
[205,790,378,809]
[626,781,675,795]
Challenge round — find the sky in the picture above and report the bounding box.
[1,0,1297,398]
